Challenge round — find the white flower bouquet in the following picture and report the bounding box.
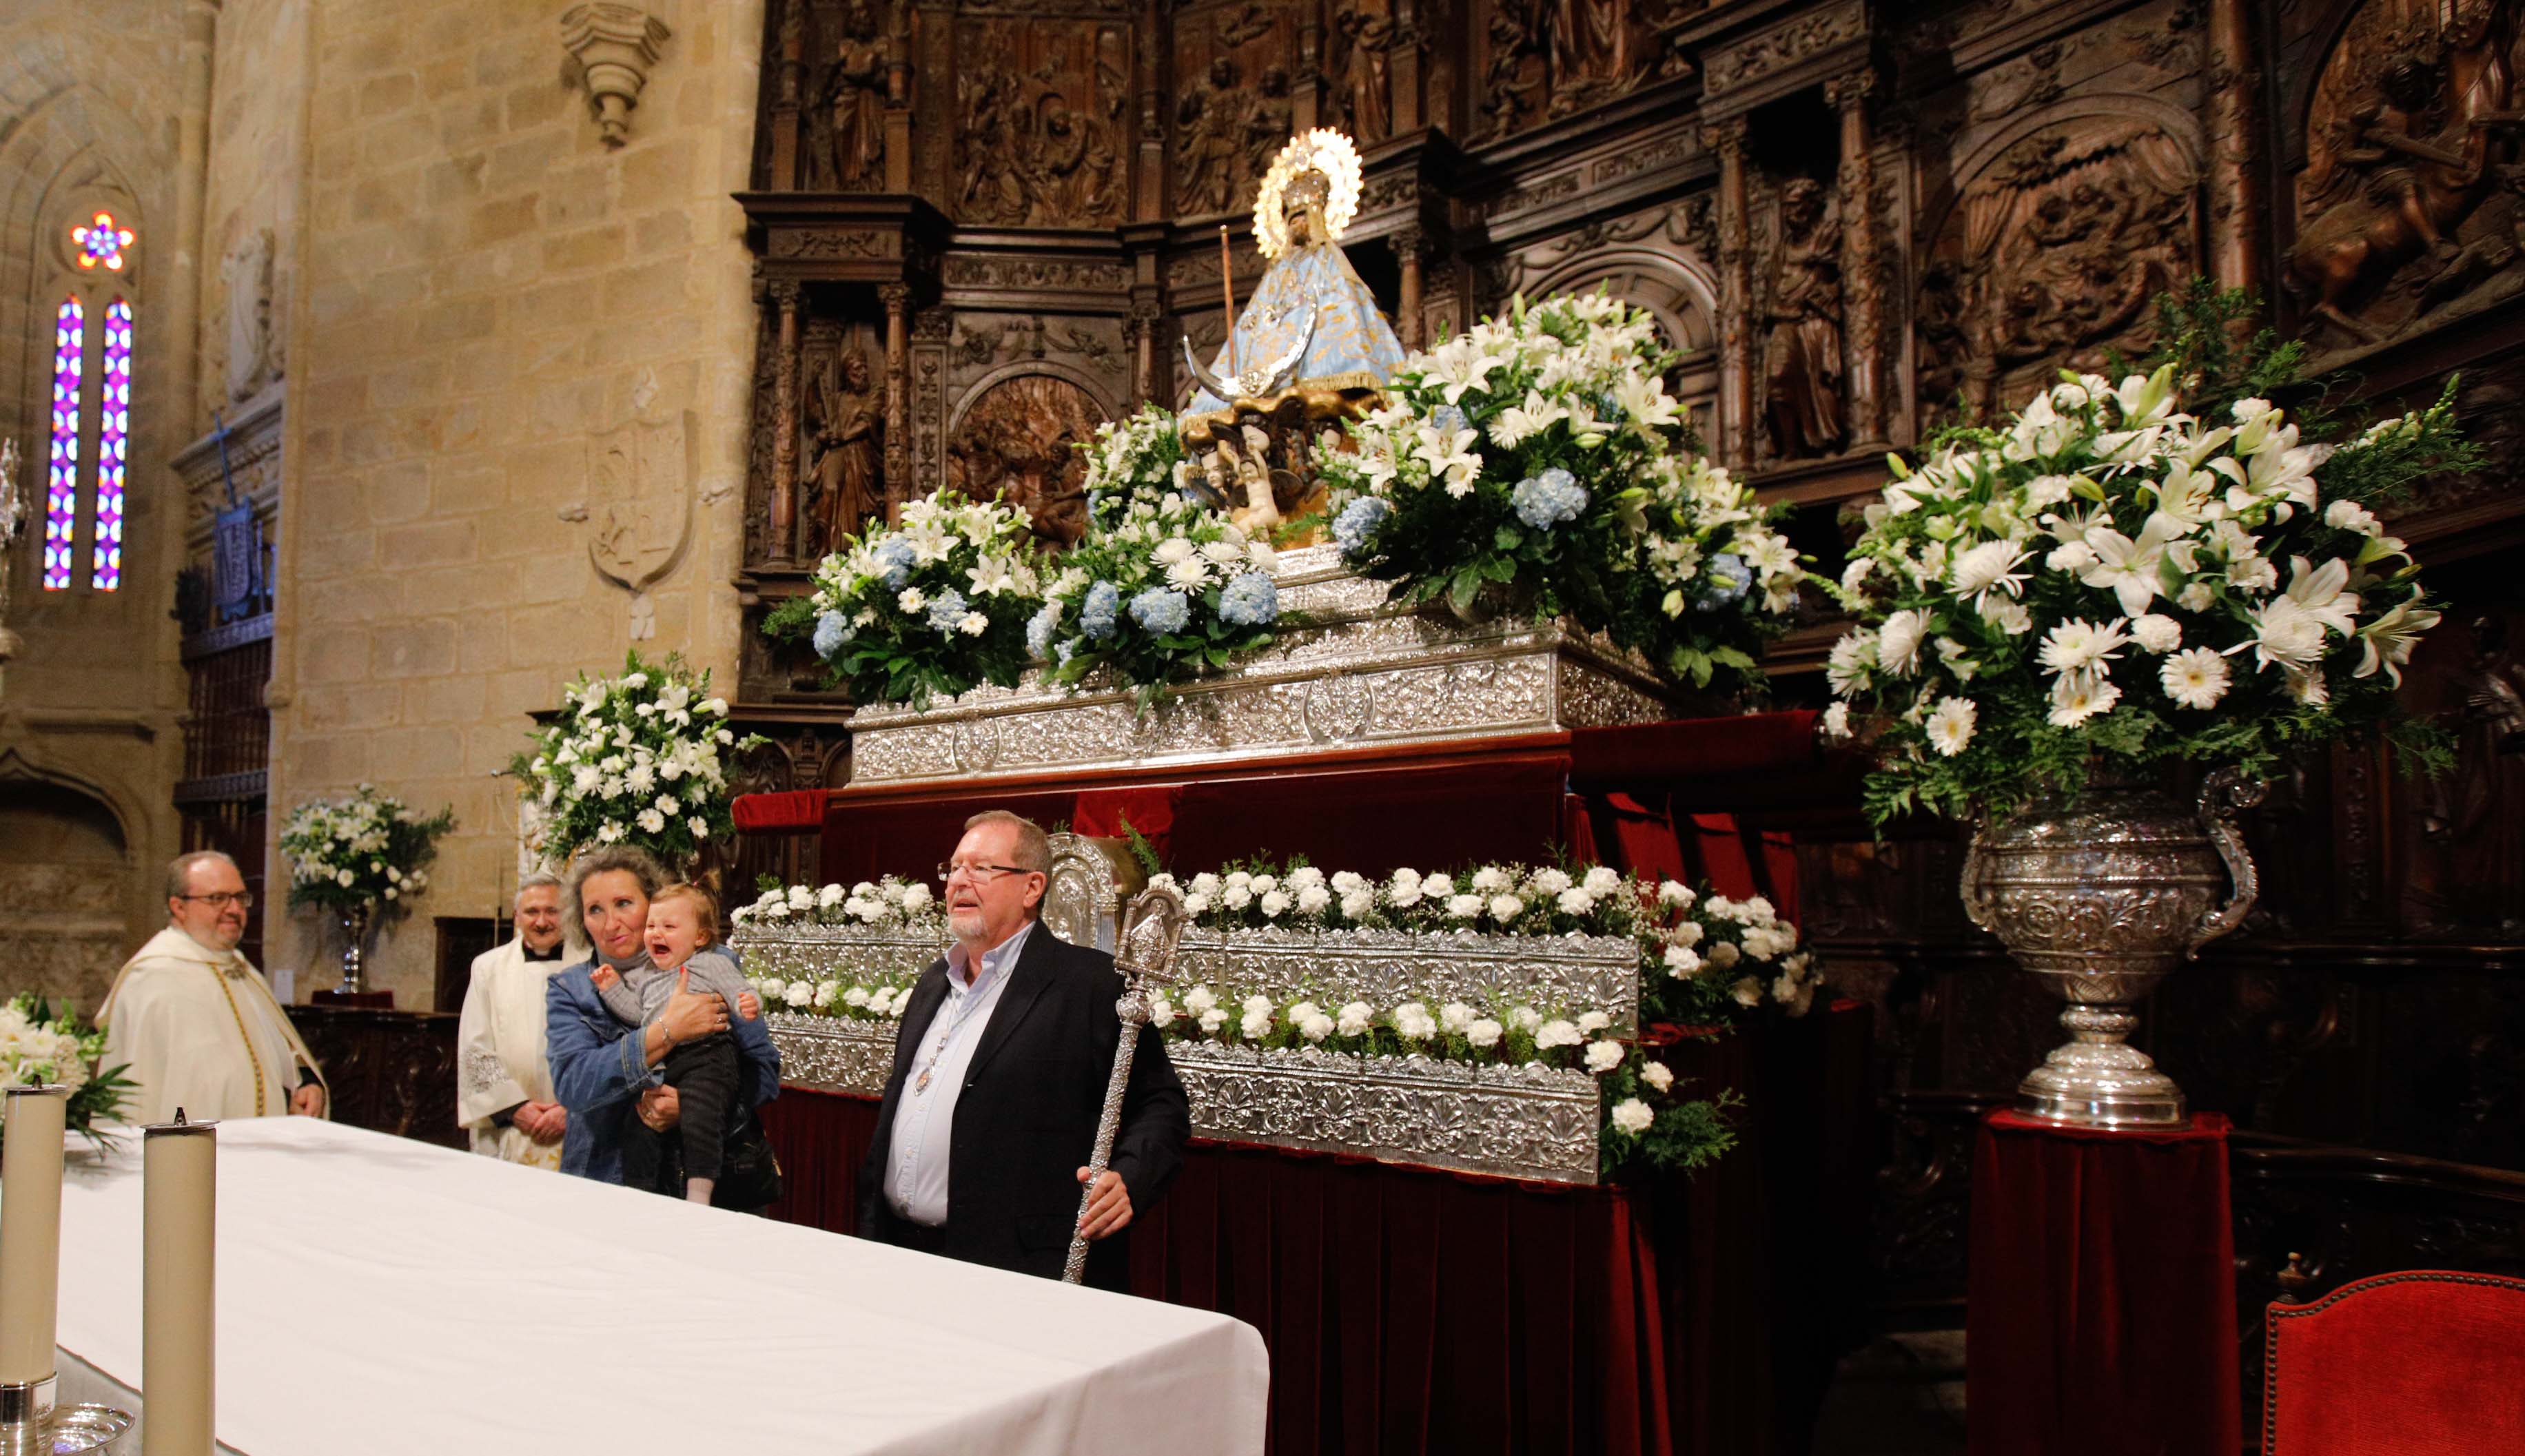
[770,491,1045,709]
[1149,858,1819,1023]
[1315,291,1806,697]
[732,876,940,931]
[0,994,132,1145]
[1076,404,1190,521]
[1821,340,2463,823]
[1030,493,1285,703]
[509,652,754,870]
[279,782,454,913]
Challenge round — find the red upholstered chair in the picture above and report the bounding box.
[2264,1270,2525,1455]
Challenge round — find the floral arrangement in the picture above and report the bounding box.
[279,783,454,912]
[1316,291,1807,695]
[1820,294,2466,823]
[1147,984,1736,1177]
[1077,405,1192,525]
[1149,859,1817,1023]
[0,994,134,1145]
[1030,493,1286,702]
[768,491,1045,708]
[507,652,752,870]
[731,876,940,931]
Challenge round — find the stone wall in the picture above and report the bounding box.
[261,0,760,1003]
[0,0,193,1000]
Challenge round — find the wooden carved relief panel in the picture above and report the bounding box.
[1476,0,1658,141]
[952,17,1133,227]
[1914,105,2201,429]
[2287,0,2525,353]
[1170,1,1300,217]
[946,372,1110,548]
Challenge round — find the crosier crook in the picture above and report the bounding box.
[1064,883,1189,1284]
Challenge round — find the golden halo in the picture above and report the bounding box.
[1253,128,1362,260]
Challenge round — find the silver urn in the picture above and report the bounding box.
[1961,769,2265,1128]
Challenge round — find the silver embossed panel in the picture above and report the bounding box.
[848,555,1674,783]
[1172,927,1641,1033]
[766,1016,1604,1185]
[739,923,1643,1034]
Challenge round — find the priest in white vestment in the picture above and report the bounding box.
[99,850,329,1123]
[456,872,572,1167]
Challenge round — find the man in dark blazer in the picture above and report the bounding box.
[859,809,1190,1292]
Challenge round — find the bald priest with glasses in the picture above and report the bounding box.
[860,810,1190,1293]
[99,850,329,1124]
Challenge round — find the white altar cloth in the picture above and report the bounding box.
[48,1118,1268,1455]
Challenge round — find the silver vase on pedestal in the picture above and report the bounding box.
[1961,768,2265,1129]
[335,901,374,996]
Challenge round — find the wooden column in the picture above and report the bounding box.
[880,283,912,522]
[2205,0,2264,298]
[1828,70,1887,451]
[883,6,913,194]
[1126,294,1164,407]
[1390,226,1428,352]
[1704,118,1753,472]
[770,0,806,189]
[767,280,804,566]
[1135,0,1167,223]
[1387,0,1422,135]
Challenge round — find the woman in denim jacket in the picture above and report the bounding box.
[545,845,781,1192]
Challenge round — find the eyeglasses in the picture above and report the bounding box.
[936,862,1034,885]
[176,891,254,910]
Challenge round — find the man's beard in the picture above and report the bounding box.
[948,908,986,940]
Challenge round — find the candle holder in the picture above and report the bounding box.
[0,1375,54,1456]
[0,1389,134,1455]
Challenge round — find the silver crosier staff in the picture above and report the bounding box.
[1063,882,1190,1285]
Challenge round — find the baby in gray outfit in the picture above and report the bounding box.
[591,885,753,1203]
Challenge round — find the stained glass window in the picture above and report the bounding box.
[71,211,133,271]
[43,298,83,592]
[90,298,132,591]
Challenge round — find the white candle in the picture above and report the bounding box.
[143,1118,216,1456]
[0,1084,68,1386]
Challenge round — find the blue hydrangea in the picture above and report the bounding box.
[1025,603,1061,659]
[1332,496,1392,557]
[812,611,853,659]
[1431,404,1468,435]
[1128,587,1191,635]
[1218,571,1280,628]
[926,588,970,634]
[1080,581,1122,640]
[1697,553,1750,611]
[1511,469,1590,529]
[872,536,917,588]
[1056,639,1077,665]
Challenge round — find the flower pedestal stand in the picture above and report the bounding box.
[1967,1109,2241,1456]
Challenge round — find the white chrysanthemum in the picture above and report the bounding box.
[1584,1040,1625,1074]
[1925,697,1978,757]
[2047,670,2123,727]
[2160,648,2232,710]
[1642,1061,1675,1092]
[1535,1018,1582,1050]
[2129,614,2183,653]
[1610,1098,1654,1135]
[1465,1018,1504,1049]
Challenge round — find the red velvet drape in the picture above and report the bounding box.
[1967,1110,2242,1456]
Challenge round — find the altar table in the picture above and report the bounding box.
[43,1118,1268,1455]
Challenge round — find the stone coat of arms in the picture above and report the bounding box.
[584,410,694,638]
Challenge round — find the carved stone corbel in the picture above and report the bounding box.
[560,4,671,149]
